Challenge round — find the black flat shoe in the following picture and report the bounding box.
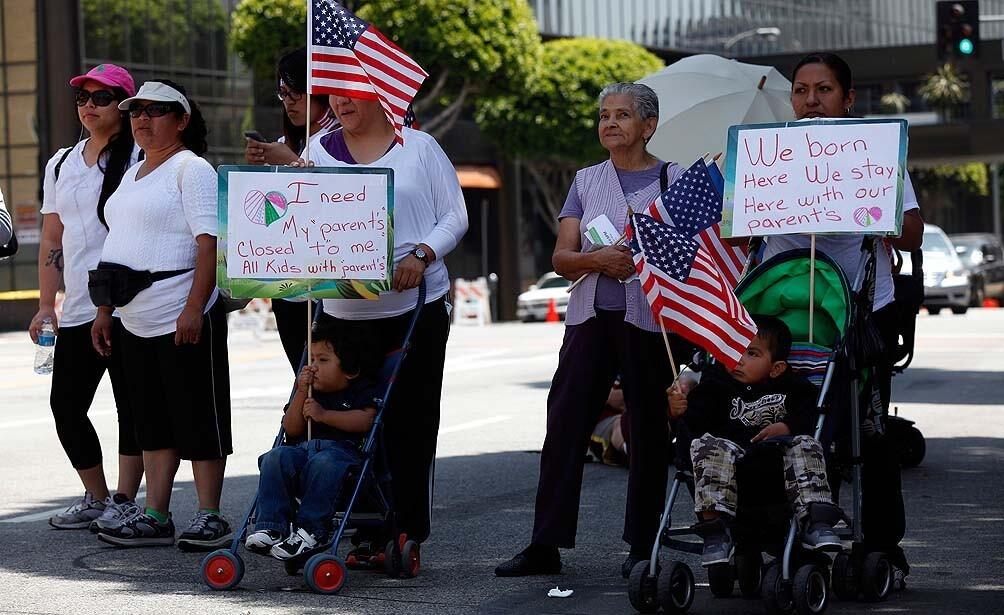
[495,545,561,577]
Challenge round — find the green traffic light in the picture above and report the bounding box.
[959,38,975,54]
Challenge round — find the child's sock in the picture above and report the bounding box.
[199,508,221,516]
[145,507,169,523]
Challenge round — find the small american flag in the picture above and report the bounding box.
[647,159,748,288]
[309,0,428,144]
[628,212,757,370]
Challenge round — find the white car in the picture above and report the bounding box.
[902,224,972,314]
[516,272,570,322]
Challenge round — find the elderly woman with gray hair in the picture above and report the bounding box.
[496,83,693,578]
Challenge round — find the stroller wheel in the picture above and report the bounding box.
[627,559,659,613]
[792,563,829,615]
[305,554,347,594]
[735,551,763,599]
[860,552,892,602]
[200,549,244,591]
[900,426,926,468]
[657,560,695,613]
[707,562,735,598]
[383,538,403,578]
[762,562,795,615]
[830,552,858,600]
[400,539,420,578]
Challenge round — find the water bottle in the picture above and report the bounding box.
[34,318,56,375]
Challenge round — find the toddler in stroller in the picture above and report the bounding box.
[668,315,844,568]
[245,319,382,560]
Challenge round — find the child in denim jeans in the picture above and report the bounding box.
[246,320,381,560]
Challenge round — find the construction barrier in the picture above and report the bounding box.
[453,277,491,326]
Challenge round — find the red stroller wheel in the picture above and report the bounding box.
[401,540,420,578]
[305,554,347,594]
[201,550,244,590]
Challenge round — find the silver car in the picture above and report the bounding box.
[909,224,972,315]
[516,272,570,322]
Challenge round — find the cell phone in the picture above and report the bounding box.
[244,130,269,143]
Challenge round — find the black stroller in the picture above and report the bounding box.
[199,282,426,594]
[628,242,900,614]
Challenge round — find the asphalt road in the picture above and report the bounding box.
[0,309,1001,614]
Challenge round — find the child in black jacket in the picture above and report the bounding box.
[668,316,843,566]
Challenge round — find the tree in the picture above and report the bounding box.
[920,62,970,119]
[475,38,665,234]
[358,0,541,136]
[230,0,541,138]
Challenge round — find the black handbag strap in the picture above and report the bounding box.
[150,267,194,281]
[659,162,671,194]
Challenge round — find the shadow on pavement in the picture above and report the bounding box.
[0,438,1001,614]
[891,368,1004,405]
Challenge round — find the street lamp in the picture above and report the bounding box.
[723,27,781,51]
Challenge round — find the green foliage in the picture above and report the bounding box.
[879,92,910,115]
[474,38,665,165]
[912,163,989,197]
[82,0,227,67]
[230,0,307,79]
[358,0,540,95]
[919,63,970,112]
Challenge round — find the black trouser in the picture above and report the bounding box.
[50,319,139,469]
[532,310,692,551]
[273,298,312,372]
[320,296,450,543]
[862,303,907,567]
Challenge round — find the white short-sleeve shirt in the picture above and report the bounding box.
[40,140,141,327]
[100,150,219,337]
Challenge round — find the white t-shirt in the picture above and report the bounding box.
[40,140,142,327]
[763,171,920,311]
[309,127,469,319]
[100,150,219,337]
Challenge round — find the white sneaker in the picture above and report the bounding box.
[246,529,286,553]
[49,493,106,530]
[270,527,320,560]
[89,495,140,533]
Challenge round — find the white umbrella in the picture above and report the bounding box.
[638,54,795,165]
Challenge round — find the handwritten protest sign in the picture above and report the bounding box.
[722,119,908,238]
[217,166,394,299]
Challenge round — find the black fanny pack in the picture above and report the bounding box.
[87,262,193,307]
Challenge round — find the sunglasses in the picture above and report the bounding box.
[75,89,118,107]
[276,87,304,103]
[127,102,176,119]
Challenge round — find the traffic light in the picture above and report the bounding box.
[937,1,980,59]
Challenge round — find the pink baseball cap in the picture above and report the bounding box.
[69,64,136,97]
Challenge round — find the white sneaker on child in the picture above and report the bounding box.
[270,527,320,560]
[246,529,286,553]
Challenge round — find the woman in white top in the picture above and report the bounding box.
[764,52,922,579]
[91,80,233,551]
[244,46,339,372]
[294,94,468,546]
[29,64,145,532]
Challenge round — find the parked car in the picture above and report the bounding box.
[903,224,972,314]
[517,272,570,322]
[949,232,1004,304]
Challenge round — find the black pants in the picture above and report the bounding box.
[532,310,692,551]
[273,298,312,372]
[320,296,450,543]
[51,319,139,469]
[862,303,907,567]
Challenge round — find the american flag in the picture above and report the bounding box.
[308,0,428,144]
[647,159,748,288]
[628,212,757,370]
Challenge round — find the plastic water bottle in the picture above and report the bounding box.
[34,318,56,375]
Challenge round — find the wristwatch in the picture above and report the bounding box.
[411,247,430,265]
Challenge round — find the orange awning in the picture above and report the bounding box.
[456,165,502,189]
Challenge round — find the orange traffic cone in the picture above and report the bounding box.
[545,298,560,323]
[984,297,1000,308]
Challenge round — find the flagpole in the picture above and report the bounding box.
[304,1,313,164]
[809,234,816,344]
[658,320,680,381]
[566,232,627,294]
[306,284,313,441]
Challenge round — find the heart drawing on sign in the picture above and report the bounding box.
[853,206,883,227]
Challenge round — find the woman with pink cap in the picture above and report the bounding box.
[30,64,145,532]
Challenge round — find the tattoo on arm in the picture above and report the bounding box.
[44,248,64,272]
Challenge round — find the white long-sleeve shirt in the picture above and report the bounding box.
[309,127,469,319]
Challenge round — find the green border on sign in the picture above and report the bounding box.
[216,165,395,299]
[722,118,908,238]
